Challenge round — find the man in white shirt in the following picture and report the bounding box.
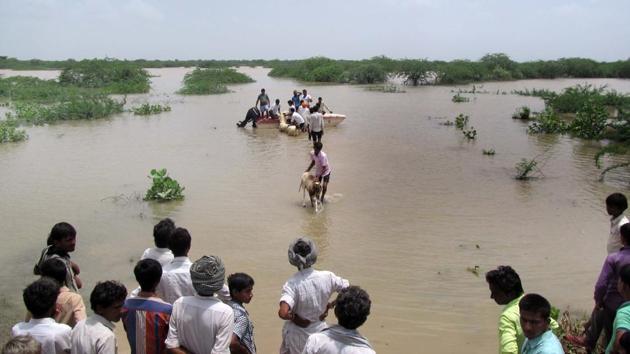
[141,218,175,267]
[291,108,305,131]
[12,278,72,354]
[302,89,313,106]
[156,228,194,304]
[166,256,234,354]
[270,99,281,119]
[307,109,324,143]
[71,281,127,354]
[278,237,349,354]
[302,286,375,354]
[606,193,629,254]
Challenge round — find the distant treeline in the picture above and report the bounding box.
[1,54,630,85]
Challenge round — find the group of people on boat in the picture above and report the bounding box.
[5,220,374,354]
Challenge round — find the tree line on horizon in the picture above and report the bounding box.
[1,54,630,85]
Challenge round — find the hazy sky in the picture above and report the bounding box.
[1,0,629,62]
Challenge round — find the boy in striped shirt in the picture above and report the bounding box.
[123,259,172,354]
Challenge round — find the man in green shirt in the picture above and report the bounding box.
[606,264,630,354]
[486,266,559,354]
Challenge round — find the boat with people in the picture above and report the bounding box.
[255,112,346,130]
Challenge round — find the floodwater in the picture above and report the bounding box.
[1,67,629,353]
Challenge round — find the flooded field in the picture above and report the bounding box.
[1,67,629,353]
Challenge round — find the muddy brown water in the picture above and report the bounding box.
[1,67,629,353]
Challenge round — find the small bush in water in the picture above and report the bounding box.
[145,168,185,201]
[0,118,27,143]
[528,108,567,134]
[132,103,171,116]
[463,127,477,140]
[515,158,540,180]
[455,114,469,129]
[11,95,124,125]
[568,99,608,139]
[179,68,254,95]
[452,93,470,103]
[482,149,496,155]
[512,106,531,119]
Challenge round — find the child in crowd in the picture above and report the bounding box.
[123,259,172,354]
[302,286,375,354]
[227,273,256,354]
[71,281,127,354]
[37,259,86,327]
[12,278,72,354]
[485,266,559,354]
[2,335,42,354]
[606,264,630,353]
[34,222,81,291]
[607,193,629,254]
[518,294,564,354]
[141,218,175,267]
[278,237,349,354]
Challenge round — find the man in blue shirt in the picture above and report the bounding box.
[519,293,564,354]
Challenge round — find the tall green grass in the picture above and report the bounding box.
[58,59,151,94]
[178,68,254,95]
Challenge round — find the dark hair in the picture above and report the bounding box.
[313,142,323,150]
[288,100,293,106]
[169,227,191,256]
[47,222,76,246]
[606,193,628,211]
[134,259,162,292]
[300,99,304,104]
[620,331,630,352]
[153,218,175,248]
[290,107,295,112]
[620,264,630,286]
[261,88,265,92]
[335,286,371,329]
[228,273,255,297]
[294,240,311,258]
[518,293,551,319]
[485,266,524,296]
[318,97,322,101]
[621,224,630,244]
[275,99,280,103]
[39,258,67,285]
[90,281,127,312]
[23,278,59,318]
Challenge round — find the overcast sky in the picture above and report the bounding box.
[1,0,629,62]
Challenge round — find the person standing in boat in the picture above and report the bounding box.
[302,89,313,106]
[237,107,261,128]
[312,97,332,114]
[255,89,270,118]
[291,91,301,110]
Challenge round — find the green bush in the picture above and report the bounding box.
[59,59,151,94]
[132,103,171,116]
[145,168,185,201]
[455,114,469,129]
[528,108,567,134]
[0,118,27,143]
[178,68,253,95]
[568,99,608,139]
[11,95,124,125]
[0,76,90,103]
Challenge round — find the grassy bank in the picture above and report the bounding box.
[178,68,254,95]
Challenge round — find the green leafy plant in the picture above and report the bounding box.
[132,103,171,116]
[512,106,531,119]
[463,127,477,140]
[10,95,124,125]
[0,118,27,143]
[144,169,185,201]
[179,68,254,95]
[59,59,151,94]
[515,158,542,180]
[482,149,496,155]
[452,93,470,103]
[528,108,567,134]
[455,114,469,129]
[568,99,608,139]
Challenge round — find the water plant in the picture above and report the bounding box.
[455,114,469,129]
[132,103,172,116]
[440,120,455,126]
[463,127,477,140]
[59,59,151,94]
[482,149,496,155]
[512,106,531,119]
[515,158,542,180]
[568,99,608,139]
[10,95,124,125]
[178,68,254,95]
[144,168,185,201]
[528,108,567,134]
[0,118,27,143]
[452,93,470,103]
[364,84,405,93]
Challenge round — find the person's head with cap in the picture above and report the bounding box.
[190,255,225,297]
[288,237,318,271]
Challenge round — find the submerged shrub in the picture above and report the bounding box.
[59,59,151,94]
[178,68,253,95]
[455,114,469,129]
[515,158,540,180]
[452,93,470,103]
[528,108,567,134]
[0,118,27,143]
[512,106,531,119]
[145,168,185,201]
[568,99,608,139]
[0,76,90,103]
[12,95,124,125]
[132,103,171,116]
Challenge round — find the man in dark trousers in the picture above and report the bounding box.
[237,107,261,128]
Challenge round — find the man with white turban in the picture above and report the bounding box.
[166,256,234,354]
[278,237,350,354]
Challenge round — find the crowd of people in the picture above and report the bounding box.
[4,219,375,354]
[485,192,629,354]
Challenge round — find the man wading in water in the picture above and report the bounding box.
[305,142,331,203]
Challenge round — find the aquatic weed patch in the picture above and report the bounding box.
[132,103,171,116]
[145,168,185,201]
[0,119,27,143]
[59,59,151,94]
[9,95,124,125]
[178,68,254,95]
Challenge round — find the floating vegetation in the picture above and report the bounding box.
[144,168,185,201]
[528,108,567,134]
[364,84,405,93]
[8,95,124,125]
[466,265,481,277]
[178,68,254,95]
[455,114,469,129]
[132,103,171,116]
[0,76,92,103]
[482,149,496,155]
[452,93,470,103]
[512,106,531,120]
[463,127,477,140]
[0,118,27,143]
[568,99,609,139]
[440,120,455,126]
[59,59,151,94]
[515,158,543,180]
